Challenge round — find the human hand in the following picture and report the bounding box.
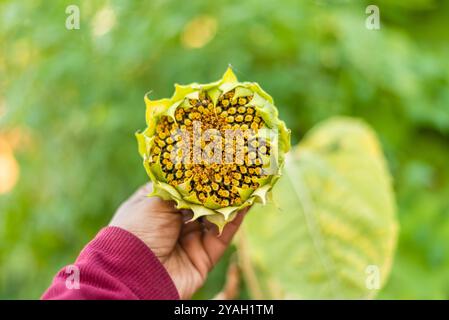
[109,183,249,299]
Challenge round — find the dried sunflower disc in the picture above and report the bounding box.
[136,67,290,232]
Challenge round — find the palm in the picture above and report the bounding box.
[110,184,247,299]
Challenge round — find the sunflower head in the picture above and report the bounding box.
[136,67,290,232]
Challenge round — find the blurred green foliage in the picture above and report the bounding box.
[1,0,449,299]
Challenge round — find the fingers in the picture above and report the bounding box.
[201,207,250,266]
[129,182,250,272]
[178,206,250,275]
[181,216,202,236]
[217,207,249,243]
[179,218,212,278]
[181,210,194,223]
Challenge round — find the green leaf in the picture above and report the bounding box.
[238,117,398,299]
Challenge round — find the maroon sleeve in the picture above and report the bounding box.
[42,226,179,300]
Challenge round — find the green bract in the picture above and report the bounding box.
[136,67,291,232]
